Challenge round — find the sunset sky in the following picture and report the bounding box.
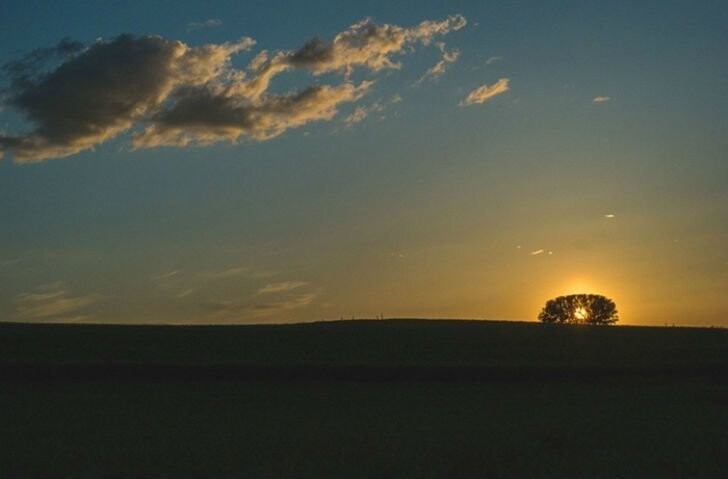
[1,1,726,326]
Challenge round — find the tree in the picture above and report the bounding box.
[538,294,618,325]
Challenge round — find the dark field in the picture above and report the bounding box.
[1,319,727,478]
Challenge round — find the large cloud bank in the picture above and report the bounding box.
[0,15,466,162]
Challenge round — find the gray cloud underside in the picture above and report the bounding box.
[0,15,466,163]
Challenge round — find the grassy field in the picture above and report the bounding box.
[1,319,726,478]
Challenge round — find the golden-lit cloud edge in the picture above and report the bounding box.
[0,15,467,163]
[460,78,510,106]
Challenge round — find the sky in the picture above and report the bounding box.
[0,0,726,326]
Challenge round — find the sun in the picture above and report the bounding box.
[574,307,588,321]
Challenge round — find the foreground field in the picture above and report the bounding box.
[1,319,726,478]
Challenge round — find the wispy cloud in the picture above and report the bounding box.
[343,93,403,126]
[201,291,319,322]
[257,281,308,294]
[187,19,223,32]
[529,249,544,256]
[415,42,460,84]
[593,96,611,103]
[151,270,181,281]
[0,15,467,163]
[604,213,616,218]
[251,292,318,316]
[16,283,97,322]
[485,56,501,65]
[460,78,510,106]
[344,102,384,125]
[200,266,248,281]
[0,258,22,268]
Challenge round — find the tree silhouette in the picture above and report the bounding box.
[538,294,618,325]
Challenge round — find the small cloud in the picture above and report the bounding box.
[186,19,223,32]
[0,258,22,268]
[252,292,318,316]
[485,56,501,65]
[16,283,97,322]
[201,291,319,322]
[344,92,403,126]
[415,42,461,84]
[151,270,181,281]
[344,107,369,125]
[344,102,384,126]
[200,266,248,281]
[529,249,544,256]
[593,96,611,103]
[460,78,510,106]
[604,213,616,218]
[257,281,308,294]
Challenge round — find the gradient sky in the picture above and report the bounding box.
[1,0,726,326]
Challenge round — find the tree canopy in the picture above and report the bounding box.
[538,294,618,325]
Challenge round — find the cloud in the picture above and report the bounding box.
[593,96,610,103]
[201,292,319,322]
[460,78,510,106]
[1,38,83,88]
[0,15,467,163]
[1,34,255,162]
[15,283,97,322]
[344,101,384,126]
[151,270,181,281]
[604,213,616,218]
[251,292,318,315]
[287,14,466,76]
[135,81,372,147]
[0,258,22,269]
[416,42,460,84]
[257,281,308,294]
[199,266,248,280]
[529,249,544,256]
[343,94,402,126]
[187,19,223,32]
[485,56,501,65]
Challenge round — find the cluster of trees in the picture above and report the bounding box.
[538,294,618,325]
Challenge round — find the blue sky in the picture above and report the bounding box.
[1,1,726,325]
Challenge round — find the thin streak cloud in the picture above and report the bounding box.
[415,42,461,84]
[15,283,97,322]
[460,78,510,106]
[257,281,308,294]
[187,19,223,32]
